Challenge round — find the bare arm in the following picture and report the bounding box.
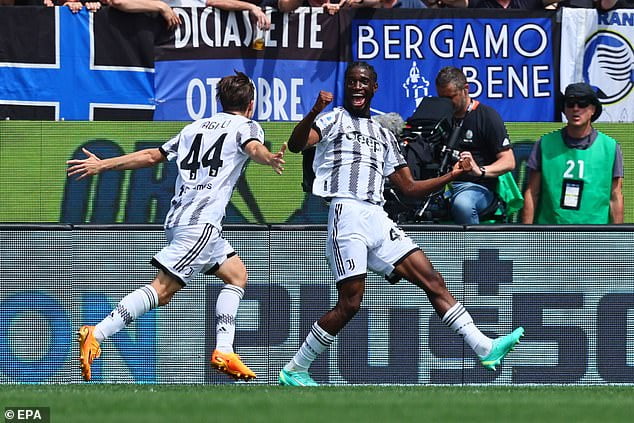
[207,0,270,29]
[389,160,470,199]
[288,90,333,153]
[66,147,166,180]
[106,0,181,29]
[521,170,541,224]
[610,177,624,224]
[243,142,287,175]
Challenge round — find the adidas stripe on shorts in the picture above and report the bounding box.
[326,198,419,284]
[152,223,234,285]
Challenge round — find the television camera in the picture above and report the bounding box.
[383,96,463,224]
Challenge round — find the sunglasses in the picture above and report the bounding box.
[565,99,591,109]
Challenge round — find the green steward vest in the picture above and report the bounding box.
[536,130,616,224]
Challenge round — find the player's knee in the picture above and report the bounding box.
[224,272,248,289]
[152,276,182,306]
[337,295,362,319]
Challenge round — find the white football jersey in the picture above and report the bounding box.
[312,107,406,205]
[160,112,264,228]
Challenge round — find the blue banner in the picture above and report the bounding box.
[0,7,155,120]
[154,58,344,121]
[351,10,557,122]
[154,7,347,121]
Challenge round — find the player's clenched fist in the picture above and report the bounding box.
[458,157,472,172]
[312,91,333,114]
[449,158,472,178]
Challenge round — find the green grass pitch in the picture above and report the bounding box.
[1,385,633,423]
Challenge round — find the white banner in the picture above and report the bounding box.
[560,8,634,122]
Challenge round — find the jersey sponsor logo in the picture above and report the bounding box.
[343,132,384,153]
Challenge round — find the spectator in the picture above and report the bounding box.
[435,66,515,225]
[522,82,624,224]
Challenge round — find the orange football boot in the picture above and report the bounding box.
[211,350,256,381]
[77,325,101,381]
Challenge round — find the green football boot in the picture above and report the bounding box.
[278,368,319,386]
[480,327,525,371]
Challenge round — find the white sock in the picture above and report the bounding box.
[442,302,493,358]
[215,284,244,354]
[94,285,159,343]
[284,322,334,372]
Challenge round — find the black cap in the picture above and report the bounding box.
[563,82,602,122]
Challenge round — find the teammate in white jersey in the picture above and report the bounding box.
[67,71,286,382]
[278,62,524,386]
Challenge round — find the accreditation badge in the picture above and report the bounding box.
[560,179,584,210]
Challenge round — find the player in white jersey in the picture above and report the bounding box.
[278,61,524,387]
[67,71,286,382]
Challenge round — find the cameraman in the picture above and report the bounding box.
[435,66,515,224]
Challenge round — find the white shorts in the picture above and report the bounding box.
[152,223,234,285]
[326,198,420,284]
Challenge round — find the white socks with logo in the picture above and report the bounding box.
[285,322,335,372]
[93,284,159,343]
[215,284,244,354]
[442,302,493,358]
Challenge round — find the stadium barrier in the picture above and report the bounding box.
[1,224,633,385]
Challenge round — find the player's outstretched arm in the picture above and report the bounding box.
[244,142,286,175]
[389,159,470,198]
[288,90,332,153]
[66,147,166,180]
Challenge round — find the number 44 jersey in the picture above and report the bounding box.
[159,112,265,229]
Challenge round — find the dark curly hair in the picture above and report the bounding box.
[345,61,378,83]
